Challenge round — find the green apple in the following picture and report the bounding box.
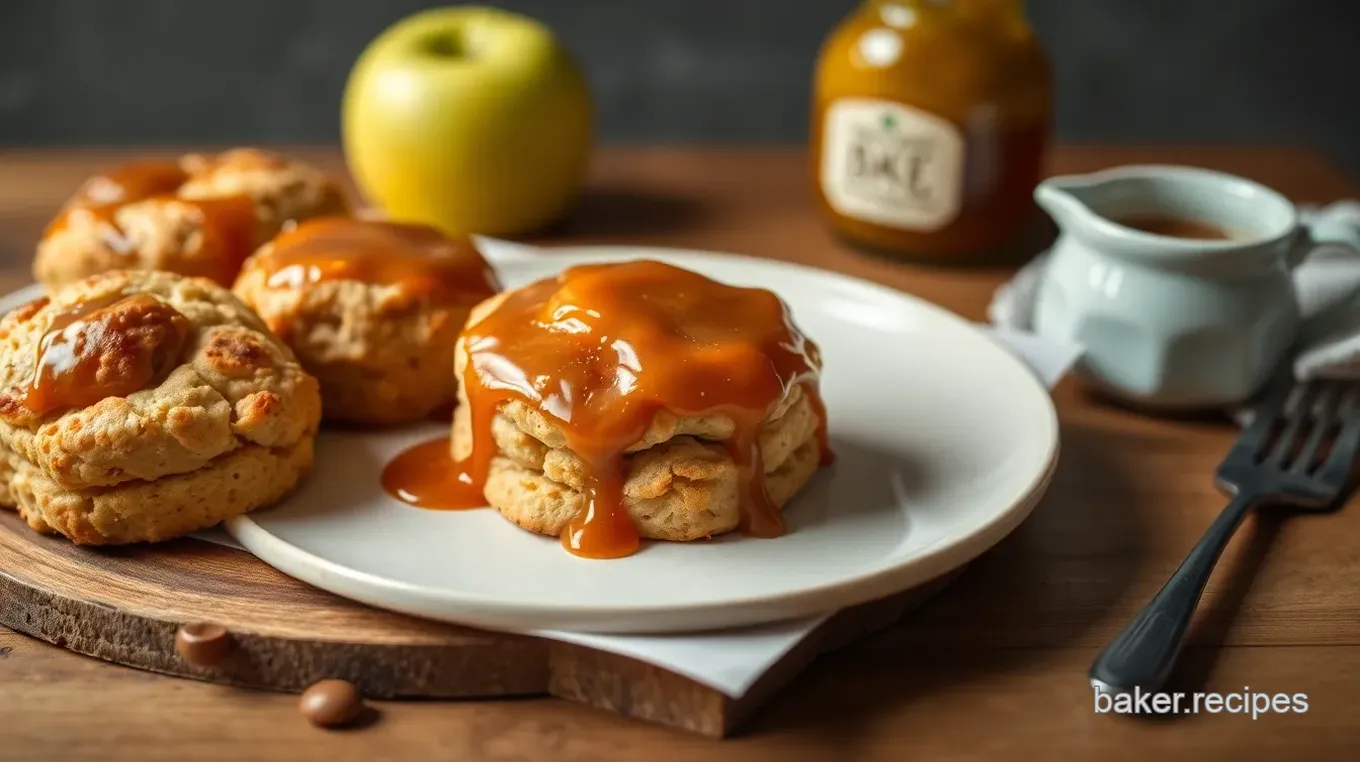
[342,6,593,236]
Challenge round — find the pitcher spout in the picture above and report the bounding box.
[1034,174,1102,231]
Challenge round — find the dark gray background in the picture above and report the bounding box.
[2,0,1358,173]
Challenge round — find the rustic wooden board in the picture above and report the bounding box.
[0,509,956,737]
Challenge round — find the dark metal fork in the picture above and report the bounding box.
[1090,374,1360,694]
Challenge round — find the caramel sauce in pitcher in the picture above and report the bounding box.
[381,260,831,559]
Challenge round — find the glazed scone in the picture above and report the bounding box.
[33,148,349,289]
[232,217,500,425]
[452,380,823,541]
[437,260,831,555]
[0,270,322,544]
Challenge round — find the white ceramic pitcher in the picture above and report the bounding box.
[1032,165,1360,409]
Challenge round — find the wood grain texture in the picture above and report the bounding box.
[0,512,550,697]
[0,507,957,736]
[1,146,1359,760]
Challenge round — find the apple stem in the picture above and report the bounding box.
[423,32,466,59]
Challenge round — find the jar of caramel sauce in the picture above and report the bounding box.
[812,0,1053,263]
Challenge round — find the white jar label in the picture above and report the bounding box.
[819,98,965,232]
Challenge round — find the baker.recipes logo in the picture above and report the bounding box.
[1094,686,1309,720]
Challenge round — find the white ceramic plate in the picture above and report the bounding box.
[0,249,1060,634]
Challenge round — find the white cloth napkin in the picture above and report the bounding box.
[195,239,1083,698]
[989,202,1360,386]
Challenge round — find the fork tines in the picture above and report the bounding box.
[1226,376,1360,502]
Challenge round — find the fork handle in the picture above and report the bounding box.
[1089,490,1258,694]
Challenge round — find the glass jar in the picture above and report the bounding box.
[811,0,1053,263]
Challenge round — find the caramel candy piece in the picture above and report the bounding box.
[299,679,365,728]
[174,622,233,667]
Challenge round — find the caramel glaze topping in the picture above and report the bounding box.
[382,260,831,559]
[69,161,187,207]
[242,217,500,304]
[7,292,191,420]
[43,161,258,285]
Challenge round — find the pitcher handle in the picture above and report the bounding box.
[1291,209,1360,344]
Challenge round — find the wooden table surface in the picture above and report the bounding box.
[2,146,1359,761]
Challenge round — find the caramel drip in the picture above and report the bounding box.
[42,160,259,285]
[19,293,191,417]
[382,260,830,559]
[182,195,261,284]
[380,436,483,509]
[243,217,500,303]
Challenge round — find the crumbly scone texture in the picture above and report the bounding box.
[0,270,322,544]
[2,438,313,544]
[177,149,349,232]
[450,293,825,542]
[33,148,349,290]
[233,264,470,426]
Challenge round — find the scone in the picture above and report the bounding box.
[232,217,500,425]
[0,270,322,544]
[451,382,824,543]
[34,148,349,289]
[435,259,831,558]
